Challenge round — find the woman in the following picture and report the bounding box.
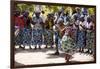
[72,15,80,52]
[14,10,25,49]
[44,14,54,48]
[21,11,31,49]
[53,16,65,55]
[76,16,87,53]
[14,10,21,46]
[31,11,43,49]
[62,24,75,62]
[86,16,95,54]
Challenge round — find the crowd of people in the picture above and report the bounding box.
[14,6,95,61]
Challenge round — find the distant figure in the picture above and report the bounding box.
[31,10,44,49]
[76,16,86,53]
[22,11,32,49]
[44,13,54,48]
[61,24,75,62]
[86,16,95,54]
[14,10,22,47]
[53,13,65,55]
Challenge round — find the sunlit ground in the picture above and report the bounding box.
[15,45,94,66]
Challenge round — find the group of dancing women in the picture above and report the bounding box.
[14,6,95,61]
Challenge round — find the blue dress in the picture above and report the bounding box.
[22,28,31,46]
[43,29,54,46]
[76,23,86,49]
[15,28,24,46]
[31,17,43,46]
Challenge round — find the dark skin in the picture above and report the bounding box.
[45,14,55,27]
[65,54,72,63]
[79,17,86,30]
[79,16,94,31]
[80,23,86,30]
[79,20,94,31]
[32,13,44,28]
[58,22,65,38]
[21,12,32,49]
[51,21,65,55]
[32,12,44,49]
[73,19,86,52]
[44,14,54,48]
[87,17,94,30]
[74,23,79,29]
[79,20,87,52]
[14,10,20,17]
[86,21,94,54]
[55,11,62,24]
[63,25,74,63]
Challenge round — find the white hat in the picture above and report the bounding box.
[57,17,64,24]
[34,5,42,13]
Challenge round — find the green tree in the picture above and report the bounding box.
[16,4,34,13]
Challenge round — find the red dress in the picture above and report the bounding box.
[14,16,25,29]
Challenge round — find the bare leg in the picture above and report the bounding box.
[45,45,48,48]
[34,45,37,50]
[65,54,72,63]
[39,45,41,49]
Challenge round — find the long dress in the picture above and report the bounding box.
[22,17,31,46]
[62,26,75,54]
[14,16,25,46]
[43,19,54,46]
[86,22,95,53]
[71,22,78,49]
[22,28,31,46]
[14,16,20,46]
[31,17,43,46]
[77,21,86,49]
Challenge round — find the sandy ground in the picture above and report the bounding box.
[15,45,94,67]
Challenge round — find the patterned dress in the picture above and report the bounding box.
[21,17,31,46]
[86,22,95,52]
[43,19,54,46]
[62,26,75,53]
[22,28,31,46]
[14,16,25,46]
[76,21,86,49]
[31,17,43,46]
[71,24,78,48]
[44,29,54,46]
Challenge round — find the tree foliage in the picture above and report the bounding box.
[16,3,95,17]
[16,4,35,12]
